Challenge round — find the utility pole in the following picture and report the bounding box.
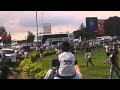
[41,12,44,33]
[36,11,39,46]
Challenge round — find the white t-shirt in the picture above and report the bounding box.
[44,69,56,79]
[10,53,16,62]
[87,52,92,58]
[104,45,109,52]
[58,52,76,76]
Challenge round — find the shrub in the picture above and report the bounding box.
[20,59,32,68]
[43,50,56,57]
[20,59,46,79]
[28,63,43,79]
[19,50,56,79]
[28,51,40,61]
[34,70,47,79]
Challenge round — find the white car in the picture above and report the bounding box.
[0,48,16,63]
[0,52,3,62]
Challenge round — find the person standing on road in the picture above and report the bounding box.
[6,32,11,48]
[40,47,44,59]
[10,52,17,71]
[1,32,7,47]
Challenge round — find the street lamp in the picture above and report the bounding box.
[41,12,44,33]
[36,11,39,46]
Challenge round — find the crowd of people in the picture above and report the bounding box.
[1,31,120,79]
[44,37,120,79]
[0,32,11,48]
[44,41,82,79]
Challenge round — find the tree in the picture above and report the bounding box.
[73,27,89,39]
[0,26,7,36]
[105,16,120,36]
[26,31,35,43]
[78,23,85,30]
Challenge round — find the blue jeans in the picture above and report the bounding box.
[109,64,120,79]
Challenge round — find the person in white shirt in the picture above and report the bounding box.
[54,41,82,79]
[44,59,58,79]
[105,49,120,79]
[10,52,17,71]
[104,44,110,58]
[86,50,94,68]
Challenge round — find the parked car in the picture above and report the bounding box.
[0,48,16,66]
[0,52,3,65]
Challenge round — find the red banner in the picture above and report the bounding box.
[98,20,105,35]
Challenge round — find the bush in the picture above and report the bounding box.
[20,59,46,79]
[43,50,56,57]
[20,59,32,68]
[28,50,56,61]
[19,50,56,79]
[28,63,43,79]
[28,51,40,61]
[35,70,47,79]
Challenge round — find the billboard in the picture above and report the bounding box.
[86,17,98,35]
[43,23,51,34]
[98,19,105,35]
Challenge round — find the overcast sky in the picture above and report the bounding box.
[0,11,120,40]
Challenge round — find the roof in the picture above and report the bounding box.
[1,48,14,51]
[35,33,73,36]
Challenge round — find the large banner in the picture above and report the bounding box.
[86,17,98,35]
[43,23,51,34]
[98,19,105,35]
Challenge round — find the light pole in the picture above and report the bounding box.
[36,11,39,46]
[41,12,44,33]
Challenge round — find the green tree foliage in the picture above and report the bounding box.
[0,26,7,36]
[27,31,35,42]
[105,16,120,36]
[73,27,88,39]
[73,16,120,39]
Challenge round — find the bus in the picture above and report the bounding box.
[34,33,74,46]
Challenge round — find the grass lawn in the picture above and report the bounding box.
[36,47,120,79]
